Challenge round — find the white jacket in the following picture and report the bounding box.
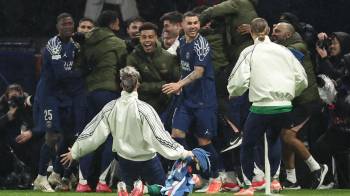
[227,36,308,107]
[166,37,180,55]
[71,91,188,161]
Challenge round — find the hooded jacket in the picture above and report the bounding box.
[280,33,320,105]
[126,43,179,113]
[200,0,258,62]
[79,27,127,92]
[316,32,350,81]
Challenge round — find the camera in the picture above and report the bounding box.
[7,96,25,108]
[72,32,85,45]
[316,38,332,49]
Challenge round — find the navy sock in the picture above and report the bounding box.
[53,139,67,175]
[38,144,55,176]
[200,143,220,178]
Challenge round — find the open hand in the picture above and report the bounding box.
[60,148,73,167]
[7,106,17,121]
[162,83,182,95]
[237,24,251,35]
[15,131,32,144]
[316,45,328,58]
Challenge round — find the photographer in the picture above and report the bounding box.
[316,32,350,81]
[0,84,42,188]
[313,67,350,188]
[314,31,350,187]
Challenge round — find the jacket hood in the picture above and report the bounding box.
[277,32,304,48]
[332,32,350,55]
[85,27,116,46]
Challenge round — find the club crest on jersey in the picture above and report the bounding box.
[52,55,61,60]
[48,36,62,60]
[186,52,190,60]
[194,36,209,61]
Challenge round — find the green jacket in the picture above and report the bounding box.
[127,44,179,112]
[79,27,127,93]
[283,33,320,105]
[200,0,258,62]
[200,28,229,73]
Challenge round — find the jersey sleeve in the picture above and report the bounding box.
[193,36,211,69]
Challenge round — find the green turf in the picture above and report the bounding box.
[1,190,350,196]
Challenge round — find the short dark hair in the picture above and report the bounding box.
[126,16,145,28]
[97,10,119,27]
[160,11,183,23]
[79,17,95,25]
[57,13,73,24]
[139,22,159,34]
[183,11,199,20]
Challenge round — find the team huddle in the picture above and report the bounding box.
[17,0,350,196]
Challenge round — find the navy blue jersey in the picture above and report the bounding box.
[179,34,217,108]
[33,36,87,133]
[39,36,85,98]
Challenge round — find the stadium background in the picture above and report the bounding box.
[1,0,349,95]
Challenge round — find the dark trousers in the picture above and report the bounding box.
[241,112,289,182]
[116,155,166,188]
[79,90,118,185]
[313,127,350,188]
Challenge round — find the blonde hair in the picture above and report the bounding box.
[250,18,269,41]
[120,66,140,93]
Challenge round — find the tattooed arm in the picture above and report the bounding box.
[162,66,204,95]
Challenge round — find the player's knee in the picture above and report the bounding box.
[281,129,295,145]
[45,132,62,148]
[171,129,186,138]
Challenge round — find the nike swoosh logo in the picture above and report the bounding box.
[230,138,241,145]
[230,140,238,145]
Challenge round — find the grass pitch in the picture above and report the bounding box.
[1,189,350,196]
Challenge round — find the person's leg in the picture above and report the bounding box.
[266,127,282,179]
[324,128,350,188]
[240,113,268,185]
[116,155,143,189]
[78,90,118,188]
[195,107,223,179]
[34,131,62,192]
[282,142,297,183]
[171,105,192,149]
[142,156,166,185]
[281,103,325,188]
[98,135,114,184]
[282,124,320,169]
[37,97,62,176]
[253,141,266,188]
[226,92,250,131]
[38,132,62,176]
